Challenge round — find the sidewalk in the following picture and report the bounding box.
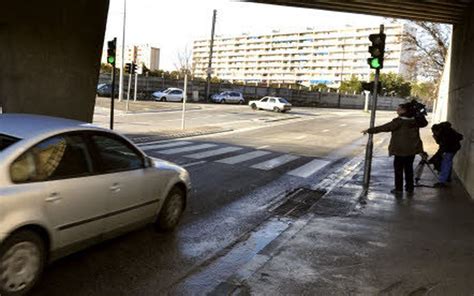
[232,137,474,295]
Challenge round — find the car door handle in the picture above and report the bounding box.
[110,183,121,193]
[45,192,62,203]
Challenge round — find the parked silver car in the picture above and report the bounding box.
[211,91,245,104]
[0,114,191,295]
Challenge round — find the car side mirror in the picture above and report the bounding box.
[145,156,154,168]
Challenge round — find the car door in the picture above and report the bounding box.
[268,98,278,110]
[258,97,269,109]
[230,92,240,103]
[89,133,156,233]
[170,90,183,101]
[9,133,108,248]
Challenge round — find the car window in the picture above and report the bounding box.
[10,134,93,183]
[91,134,144,173]
[231,92,240,97]
[171,90,182,95]
[269,98,276,103]
[278,98,289,103]
[0,134,20,152]
[164,89,172,93]
[261,98,268,102]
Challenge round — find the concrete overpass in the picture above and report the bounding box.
[250,0,474,196]
[0,0,473,196]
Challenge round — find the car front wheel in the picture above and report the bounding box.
[161,97,167,102]
[251,103,257,110]
[0,230,46,296]
[221,99,226,104]
[273,107,281,113]
[156,187,186,232]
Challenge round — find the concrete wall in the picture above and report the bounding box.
[0,0,109,122]
[449,11,474,197]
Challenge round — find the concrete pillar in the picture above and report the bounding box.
[0,0,109,122]
[448,10,474,197]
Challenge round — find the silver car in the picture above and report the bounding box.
[0,114,191,295]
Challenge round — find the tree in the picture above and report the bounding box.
[371,72,412,97]
[100,63,113,74]
[403,21,451,83]
[411,81,436,103]
[174,46,193,78]
[310,83,328,92]
[340,75,362,94]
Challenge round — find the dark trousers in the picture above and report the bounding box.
[393,155,415,191]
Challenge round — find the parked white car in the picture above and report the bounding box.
[152,88,184,102]
[211,91,245,104]
[249,97,292,112]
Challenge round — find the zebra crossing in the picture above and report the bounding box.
[137,140,331,179]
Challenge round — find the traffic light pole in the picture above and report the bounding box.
[362,24,384,195]
[109,37,117,130]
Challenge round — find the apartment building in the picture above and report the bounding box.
[192,24,413,87]
[102,44,160,71]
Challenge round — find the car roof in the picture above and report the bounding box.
[0,113,103,139]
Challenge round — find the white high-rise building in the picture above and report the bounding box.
[192,24,413,87]
[102,44,160,71]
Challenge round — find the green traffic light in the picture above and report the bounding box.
[370,58,381,69]
[107,56,115,64]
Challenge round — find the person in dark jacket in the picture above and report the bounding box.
[362,103,428,195]
[429,122,463,187]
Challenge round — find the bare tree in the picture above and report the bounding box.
[404,21,451,81]
[174,46,194,78]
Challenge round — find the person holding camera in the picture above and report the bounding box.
[362,102,428,195]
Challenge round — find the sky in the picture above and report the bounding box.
[104,0,390,70]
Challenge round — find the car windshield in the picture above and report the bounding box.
[164,88,173,93]
[278,98,289,103]
[0,134,20,152]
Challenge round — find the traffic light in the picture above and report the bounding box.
[107,38,116,65]
[132,63,137,74]
[125,63,132,74]
[367,33,386,69]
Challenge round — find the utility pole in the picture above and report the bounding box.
[337,37,346,108]
[118,0,127,102]
[205,9,217,101]
[362,24,385,194]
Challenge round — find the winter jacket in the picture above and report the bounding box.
[433,123,463,153]
[367,116,427,156]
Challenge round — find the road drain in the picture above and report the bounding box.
[271,188,326,218]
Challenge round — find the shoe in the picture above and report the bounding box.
[433,182,447,188]
[405,188,414,194]
[390,189,403,195]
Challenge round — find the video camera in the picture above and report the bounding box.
[404,99,427,117]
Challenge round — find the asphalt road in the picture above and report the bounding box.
[33,103,395,295]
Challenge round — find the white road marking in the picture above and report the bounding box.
[295,135,307,140]
[322,129,330,133]
[339,124,347,127]
[182,160,207,168]
[256,145,270,149]
[140,141,192,151]
[158,144,217,155]
[287,159,331,178]
[185,147,243,159]
[216,151,271,165]
[251,154,300,171]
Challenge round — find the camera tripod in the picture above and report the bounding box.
[414,152,438,187]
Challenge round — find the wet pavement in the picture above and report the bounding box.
[29,108,474,295]
[223,137,474,295]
